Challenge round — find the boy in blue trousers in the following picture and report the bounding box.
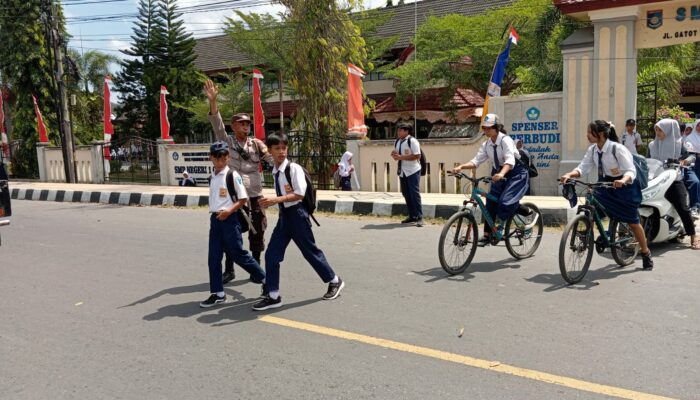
[200,141,266,308]
[253,133,345,310]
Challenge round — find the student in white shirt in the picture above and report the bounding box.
[391,122,424,226]
[337,151,354,191]
[560,120,653,270]
[621,119,642,155]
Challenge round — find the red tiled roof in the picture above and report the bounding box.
[372,87,484,113]
[554,0,671,15]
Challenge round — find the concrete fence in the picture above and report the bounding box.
[36,143,105,184]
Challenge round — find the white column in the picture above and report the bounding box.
[157,138,174,186]
[36,143,49,182]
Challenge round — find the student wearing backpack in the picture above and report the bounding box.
[452,114,532,244]
[391,122,424,227]
[254,133,345,310]
[649,119,698,250]
[337,151,354,191]
[683,119,700,219]
[560,120,654,269]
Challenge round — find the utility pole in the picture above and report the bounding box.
[47,0,76,183]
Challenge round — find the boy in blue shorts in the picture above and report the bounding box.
[200,141,266,308]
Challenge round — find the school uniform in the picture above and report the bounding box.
[207,166,265,294]
[338,164,353,191]
[574,140,641,224]
[469,133,529,223]
[264,159,336,293]
[394,135,423,220]
[683,124,700,209]
[621,131,642,155]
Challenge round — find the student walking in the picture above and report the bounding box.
[391,122,423,227]
[200,141,266,308]
[337,151,355,191]
[253,133,345,311]
[683,119,700,219]
[621,119,642,155]
[560,120,654,269]
[204,79,273,284]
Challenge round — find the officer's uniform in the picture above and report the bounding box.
[469,132,529,223]
[207,165,265,294]
[575,140,641,224]
[209,112,273,254]
[264,159,336,293]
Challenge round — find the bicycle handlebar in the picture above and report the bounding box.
[557,179,615,189]
[447,171,505,183]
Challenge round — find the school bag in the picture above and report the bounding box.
[332,166,342,189]
[284,163,320,226]
[588,144,649,189]
[394,136,427,176]
[517,149,538,177]
[224,170,254,234]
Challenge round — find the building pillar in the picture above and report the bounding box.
[36,143,49,182]
[157,138,174,186]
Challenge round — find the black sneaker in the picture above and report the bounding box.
[323,278,345,300]
[259,284,269,299]
[252,295,283,311]
[401,217,415,224]
[199,293,226,308]
[415,218,424,227]
[222,270,235,284]
[642,251,654,270]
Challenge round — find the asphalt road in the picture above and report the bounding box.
[1,201,698,400]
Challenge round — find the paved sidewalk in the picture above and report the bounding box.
[8,181,570,224]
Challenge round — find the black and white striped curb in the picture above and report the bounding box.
[11,188,566,224]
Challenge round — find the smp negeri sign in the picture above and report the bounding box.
[636,0,700,49]
[166,145,212,186]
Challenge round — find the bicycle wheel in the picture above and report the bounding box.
[505,202,544,259]
[438,211,478,275]
[558,214,594,284]
[610,220,639,266]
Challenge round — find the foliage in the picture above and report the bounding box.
[637,44,697,110]
[0,0,64,177]
[656,105,695,124]
[67,50,118,95]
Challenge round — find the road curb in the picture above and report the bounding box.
[11,187,568,225]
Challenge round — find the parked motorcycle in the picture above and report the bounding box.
[639,159,689,244]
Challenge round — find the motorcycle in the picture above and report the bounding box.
[639,159,689,244]
[0,162,10,247]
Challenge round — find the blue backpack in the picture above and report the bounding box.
[611,144,649,189]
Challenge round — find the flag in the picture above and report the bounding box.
[103,76,113,160]
[32,95,49,143]
[252,69,265,141]
[0,92,7,160]
[347,64,367,136]
[160,86,170,140]
[483,27,519,119]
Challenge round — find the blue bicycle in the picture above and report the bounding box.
[438,172,544,275]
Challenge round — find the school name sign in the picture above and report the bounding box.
[636,0,700,49]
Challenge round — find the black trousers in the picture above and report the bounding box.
[665,180,696,236]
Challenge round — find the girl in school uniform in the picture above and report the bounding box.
[452,114,531,242]
[337,151,354,191]
[648,119,698,250]
[683,119,700,218]
[560,120,654,269]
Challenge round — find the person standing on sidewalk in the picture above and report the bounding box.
[253,133,345,310]
[204,79,274,284]
[621,119,642,155]
[391,122,423,227]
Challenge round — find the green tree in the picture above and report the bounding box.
[0,0,63,177]
[637,44,697,114]
[68,50,118,95]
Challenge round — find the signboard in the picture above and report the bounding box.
[636,1,700,49]
[167,145,212,186]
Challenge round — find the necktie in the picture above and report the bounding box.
[397,140,404,176]
[274,171,283,208]
[597,151,604,181]
[492,144,500,171]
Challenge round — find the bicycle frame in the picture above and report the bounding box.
[456,175,504,241]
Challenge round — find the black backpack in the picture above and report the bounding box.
[224,170,254,233]
[394,136,427,176]
[284,163,320,226]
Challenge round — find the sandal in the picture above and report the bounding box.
[691,240,700,250]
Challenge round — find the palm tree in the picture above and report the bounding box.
[68,49,118,94]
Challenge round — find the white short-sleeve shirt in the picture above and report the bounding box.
[209,166,248,213]
[394,135,421,177]
[273,159,306,208]
[469,132,519,169]
[621,131,642,155]
[574,140,636,180]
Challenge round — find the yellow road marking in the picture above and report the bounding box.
[260,315,675,400]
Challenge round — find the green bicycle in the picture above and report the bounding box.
[438,172,544,275]
[558,180,640,284]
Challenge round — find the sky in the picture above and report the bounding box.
[64,0,394,74]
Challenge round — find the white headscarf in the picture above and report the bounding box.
[649,119,682,162]
[338,151,353,177]
[685,119,700,153]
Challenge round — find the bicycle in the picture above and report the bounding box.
[558,180,640,284]
[438,171,544,275]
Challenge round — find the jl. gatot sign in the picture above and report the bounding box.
[637,1,700,49]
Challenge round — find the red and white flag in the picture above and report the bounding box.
[159,86,170,140]
[347,64,367,136]
[252,69,265,141]
[509,27,519,45]
[32,95,49,143]
[103,75,113,160]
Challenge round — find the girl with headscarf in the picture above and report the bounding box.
[682,119,700,218]
[560,120,654,268]
[649,119,698,250]
[337,151,354,191]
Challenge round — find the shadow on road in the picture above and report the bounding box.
[204,298,323,327]
[120,280,252,308]
[526,263,642,292]
[413,258,521,283]
[361,223,411,230]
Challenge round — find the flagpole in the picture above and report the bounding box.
[482,24,514,125]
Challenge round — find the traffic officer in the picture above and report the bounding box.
[204,79,273,283]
